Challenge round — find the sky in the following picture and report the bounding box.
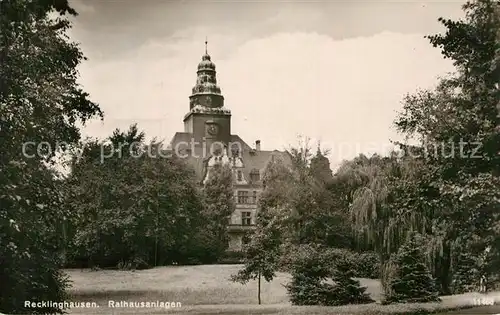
[68,0,466,169]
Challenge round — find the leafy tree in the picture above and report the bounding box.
[66,126,204,268]
[258,154,296,226]
[287,135,313,174]
[354,251,381,279]
[344,0,500,295]
[384,233,440,304]
[450,241,480,294]
[231,207,283,304]
[258,142,351,251]
[309,143,333,185]
[195,163,235,262]
[393,0,500,293]
[284,141,351,247]
[0,0,102,313]
[302,145,354,248]
[336,153,398,252]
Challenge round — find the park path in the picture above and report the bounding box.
[438,305,500,314]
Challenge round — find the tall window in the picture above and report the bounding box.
[237,191,249,204]
[237,170,243,181]
[250,169,260,182]
[241,211,252,226]
[252,191,258,204]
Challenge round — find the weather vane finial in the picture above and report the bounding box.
[205,36,208,54]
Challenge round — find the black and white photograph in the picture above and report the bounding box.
[1,0,499,314]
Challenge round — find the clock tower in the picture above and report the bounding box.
[169,41,294,252]
[183,41,231,155]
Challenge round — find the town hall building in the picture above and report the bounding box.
[169,43,291,251]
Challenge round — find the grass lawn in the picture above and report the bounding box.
[66,264,500,314]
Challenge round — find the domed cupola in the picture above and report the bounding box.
[182,39,232,150]
[189,40,224,109]
[197,53,216,71]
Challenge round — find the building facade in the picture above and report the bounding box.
[169,46,291,251]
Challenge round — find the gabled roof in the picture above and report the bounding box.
[168,132,292,184]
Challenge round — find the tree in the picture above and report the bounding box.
[450,241,479,294]
[284,140,351,247]
[231,207,283,304]
[336,153,397,253]
[285,244,373,306]
[0,0,102,313]
[384,233,440,304]
[309,143,333,185]
[258,141,352,250]
[343,0,500,295]
[196,163,235,262]
[66,126,205,268]
[393,0,500,293]
[259,154,296,227]
[327,250,374,306]
[232,154,298,302]
[285,244,332,306]
[287,135,313,174]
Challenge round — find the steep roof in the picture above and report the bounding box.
[168,132,292,184]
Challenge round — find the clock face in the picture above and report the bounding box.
[207,124,218,136]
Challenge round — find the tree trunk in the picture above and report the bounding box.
[155,200,159,266]
[258,270,261,305]
[440,245,451,295]
[154,236,158,267]
[62,218,67,266]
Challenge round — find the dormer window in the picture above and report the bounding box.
[250,169,260,182]
[230,143,240,158]
[237,170,243,181]
[231,147,239,158]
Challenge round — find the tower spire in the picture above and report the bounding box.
[188,39,225,110]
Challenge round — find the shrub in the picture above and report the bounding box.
[354,251,381,279]
[117,257,150,270]
[384,233,440,304]
[285,244,374,306]
[1,250,71,314]
[217,251,245,264]
[308,249,380,279]
[450,250,479,294]
[324,251,374,305]
[285,244,332,305]
[287,273,328,305]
